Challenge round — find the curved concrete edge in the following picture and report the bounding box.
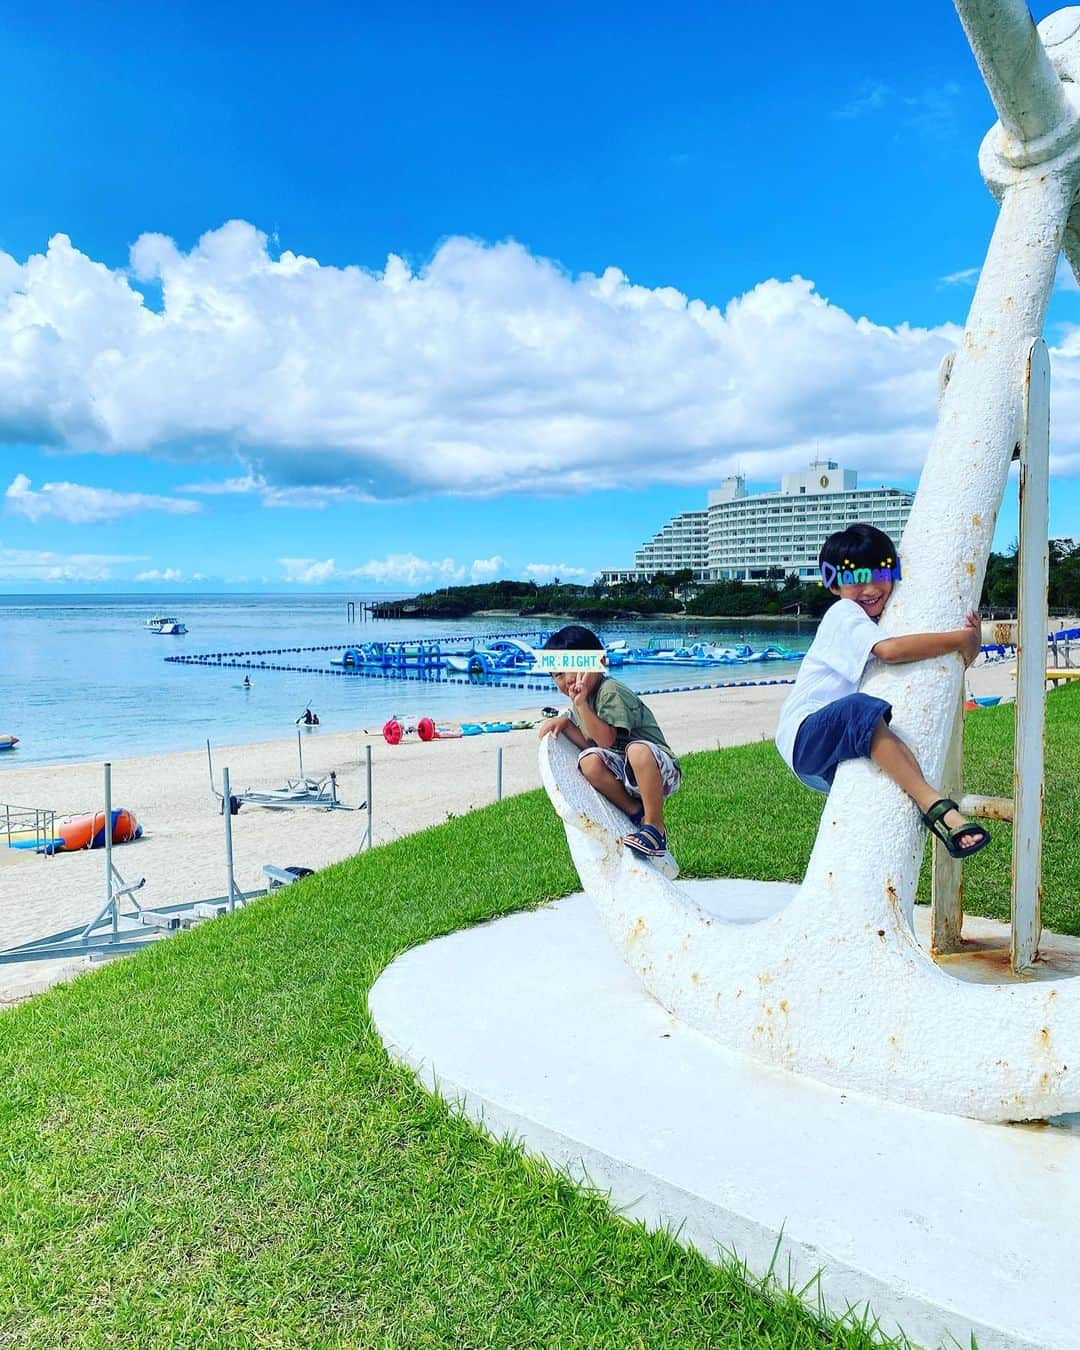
[539,734,1080,1121]
[369,893,1078,1350]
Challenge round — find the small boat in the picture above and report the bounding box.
[0,734,18,751]
[146,616,188,635]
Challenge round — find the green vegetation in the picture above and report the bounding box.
[394,538,1080,622]
[678,539,1080,618]
[1,686,1076,1345]
[981,538,1080,611]
[685,571,830,618]
[397,578,681,619]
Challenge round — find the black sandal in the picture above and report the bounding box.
[921,798,990,859]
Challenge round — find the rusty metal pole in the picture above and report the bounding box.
[931,688,966,954]
[930,353,965,955]
[1012,338,1050,972]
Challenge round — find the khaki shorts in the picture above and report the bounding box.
[577,741,681,799]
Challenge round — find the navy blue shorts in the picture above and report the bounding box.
[792,693,892,793]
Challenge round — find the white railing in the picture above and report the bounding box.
[1,802,58,857]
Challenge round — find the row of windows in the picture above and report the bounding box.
[607,487,914,579]
[708,496,910,515]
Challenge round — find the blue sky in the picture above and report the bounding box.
[0,0,1077,592]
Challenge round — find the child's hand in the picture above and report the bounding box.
[538,715,570,740]
[568,675,592,707]
[960,611,982,667]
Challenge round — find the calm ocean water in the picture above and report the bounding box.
[0,594,814,768]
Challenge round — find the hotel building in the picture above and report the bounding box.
[600,461,914,586]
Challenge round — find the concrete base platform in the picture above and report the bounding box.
[369,881,1080,1350]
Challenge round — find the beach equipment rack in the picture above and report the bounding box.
[1,801,58,856]
[0,762,314,969]
[206,734,364,815]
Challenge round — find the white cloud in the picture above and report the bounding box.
[835,82,891,119]
[524,562,591,581]
[134,567,183,582]
[279,557,340,585]
[4,473,201,524]
[468,555,505,580]
[9,218,1080,501]
[278,553,507,586]
[940,267,979,287]
[177,472,264,495]
[834,81,963,138]
[0,542,144,581]
[180,472,373,510]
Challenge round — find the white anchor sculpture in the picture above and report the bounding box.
[540,1,1080,1122]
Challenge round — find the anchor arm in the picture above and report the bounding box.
[954,0,1072,145]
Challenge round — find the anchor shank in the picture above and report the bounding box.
[954,0,1072,144]
[807,165,1078,932]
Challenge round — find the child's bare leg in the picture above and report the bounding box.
[625,742,666,833]
[579,753,639,817]
[869,721,983,849]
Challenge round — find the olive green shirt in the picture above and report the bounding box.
[568,676,679,767]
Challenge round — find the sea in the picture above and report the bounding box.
[0,594,815,768]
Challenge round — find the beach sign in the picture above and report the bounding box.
[532,649,607,673]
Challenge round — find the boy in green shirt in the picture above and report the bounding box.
[537,625,680,862]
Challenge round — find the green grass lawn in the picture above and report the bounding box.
[0,685,1076,1348]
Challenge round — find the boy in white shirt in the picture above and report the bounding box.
[775,524,990,859]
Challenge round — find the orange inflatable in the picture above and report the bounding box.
[56,809,142,851]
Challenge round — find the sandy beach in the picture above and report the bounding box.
[0,658,1022,1004]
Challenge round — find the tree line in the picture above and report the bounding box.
[395,540,1080,620]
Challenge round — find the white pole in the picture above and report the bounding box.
[1012,337,1050,972]
[104,761,116,936]
[930,688,966,954]
[365,743,373,849]
[223,766,238,913]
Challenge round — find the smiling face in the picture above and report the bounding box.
[832,575,893,621]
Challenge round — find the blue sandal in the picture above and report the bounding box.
[621,824,668,858]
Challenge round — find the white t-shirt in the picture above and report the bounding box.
[775,598,883,769]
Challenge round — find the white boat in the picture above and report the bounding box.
[146,616,188,635]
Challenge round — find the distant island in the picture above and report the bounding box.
[372,544,1080,621]
[373,573,835,621]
